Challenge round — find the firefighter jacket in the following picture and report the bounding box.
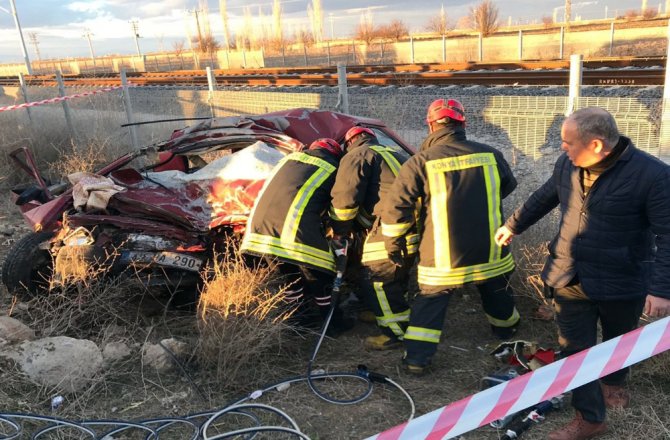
[240,148,339,274]
[381,125,517,289]
[329,137,418,263]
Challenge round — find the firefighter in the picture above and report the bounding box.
[241,138,352,334]
[329,126,418,350]
[381,99,520,374]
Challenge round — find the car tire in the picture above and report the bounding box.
[2,231,54,297]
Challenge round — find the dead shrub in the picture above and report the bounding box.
[14,261,150,342]
[48,139,118,180]
[196,252,297,390]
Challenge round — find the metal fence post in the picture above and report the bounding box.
[567,54,583,116]
[303,44,308,66]
[18,72,32,122]
[206,66,217,118]
[327,42,331,66]
[55,70,76,138]
[442,34,447,63]
[660,21,670,162]
[478,32,483,62]
[281,46,286,66]
[120,68,139,149]
[380,41,384,64]
[559,26,565,59]
[336,62,349,114]
[410,35,415,64]
[351,40,356,64]
[518,30,523,60]
[242,48,247,68]
[609,21,615,56]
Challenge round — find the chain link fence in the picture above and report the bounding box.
[0,84,667,191]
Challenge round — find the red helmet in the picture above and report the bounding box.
[344,126,375,143]
[309,138,344,157]
[426,98,466,124]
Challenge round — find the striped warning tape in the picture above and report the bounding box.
[0,85,127,113]
[365,316,670,440]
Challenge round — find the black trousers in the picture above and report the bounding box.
[405,274,518,364]
[275,261,334,310]
[553,284,645,423]
[359,258,412,339]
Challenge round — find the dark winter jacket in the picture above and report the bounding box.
[506,137,670,300]
[382,125,517,289]
[240,148,339,273]
[329,137,408,234]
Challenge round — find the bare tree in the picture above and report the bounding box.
[470,0,499,37]
[456,15,472,29]
[295,26,315,48]
[354,9,376,44]
[219,0,230,49]
[271,0,283,49]
[307,0,324,43]
[378,19,408,41]
[425,4,450,35]
[173,40,186,68]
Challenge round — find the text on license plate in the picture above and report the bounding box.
[127,251,203,272]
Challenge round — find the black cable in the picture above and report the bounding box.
[158,340,209,403]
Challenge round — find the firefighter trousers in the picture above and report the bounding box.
[359,258,413,340]
[404,274,519,364]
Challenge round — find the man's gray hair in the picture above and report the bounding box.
[567,107,620,147]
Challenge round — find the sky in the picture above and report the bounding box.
[0,0,661,63]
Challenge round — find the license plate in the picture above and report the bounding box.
[126,251,203,272]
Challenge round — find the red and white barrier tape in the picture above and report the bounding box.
[365,316,670,440]
[0,85,126,113]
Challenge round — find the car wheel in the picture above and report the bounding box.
[2,232,54,297]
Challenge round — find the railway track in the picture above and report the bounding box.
[0,57,665,88]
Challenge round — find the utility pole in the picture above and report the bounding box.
[27,32,40,61]
[565,0,572,25]
[83,29,95,59]
[1,0,33,74]
[188,8,204,50]
[329,13,334,40]
[129,20,142,56]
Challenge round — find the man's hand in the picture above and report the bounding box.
[494,226,515,247]
[644,295,670,318]
[385,236,407,269]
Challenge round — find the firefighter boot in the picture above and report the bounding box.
[401,353,431,376]
[547,411,608,440]
[365,334,403,351]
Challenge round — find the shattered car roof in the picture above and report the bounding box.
[159,108,388,153]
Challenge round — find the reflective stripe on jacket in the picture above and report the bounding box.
[329,140,408,235]
[241,149,338,273]
[381,126,517,289]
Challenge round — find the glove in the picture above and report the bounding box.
[331,234,350,258]
[385,236,407,269]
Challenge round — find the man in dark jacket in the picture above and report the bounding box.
[495,107,670,440]
[330,126,417,350]
[241,138,352,334]
[381,98,520,374]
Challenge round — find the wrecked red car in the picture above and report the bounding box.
[2,109,414,296]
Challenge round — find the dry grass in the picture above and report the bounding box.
[195,252,300,393]
[47,138,120,180]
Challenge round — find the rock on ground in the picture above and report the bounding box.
[102,341,132,367]
[0,316,35,347]
[0,336,103,393]
[142,338,190,371]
